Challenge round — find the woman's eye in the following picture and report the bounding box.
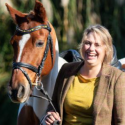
[36,40,44,47]
[95,43,101,47]
[85,41,90,45]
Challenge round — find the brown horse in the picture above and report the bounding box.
[6,0,66,125]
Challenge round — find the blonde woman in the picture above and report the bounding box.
[45,24,125,125]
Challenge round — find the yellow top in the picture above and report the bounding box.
[63,74,100,125]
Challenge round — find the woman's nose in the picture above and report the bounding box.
[89,44,95,50]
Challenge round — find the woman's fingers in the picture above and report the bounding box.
[51,112,61,121]
[45,120,52,125]
[45,114,54,124]
[49,114,56,121]
[46,116,54,124]
[45,111,61,125]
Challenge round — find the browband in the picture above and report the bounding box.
[16,24,51,34]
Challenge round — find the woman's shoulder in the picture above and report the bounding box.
[110,65,124,74]
[103,64,125,77]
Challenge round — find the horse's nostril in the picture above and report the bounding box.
[10,89,18,100]
[17,85,25,99]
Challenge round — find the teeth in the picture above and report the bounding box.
[89,54,95,56]
[87,53,96,56]
[89,55,95,57]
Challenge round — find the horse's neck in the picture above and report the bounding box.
[18,38,66,120]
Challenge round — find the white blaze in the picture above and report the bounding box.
[17,34,31,62]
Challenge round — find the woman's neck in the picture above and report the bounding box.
[79,63,102,79]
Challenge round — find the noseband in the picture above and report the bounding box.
[13,23,53,88]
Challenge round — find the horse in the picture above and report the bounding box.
[6,1,125,125]
[6,0,67,125]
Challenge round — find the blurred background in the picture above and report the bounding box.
[0,0,125,124]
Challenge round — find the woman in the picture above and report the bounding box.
[44,24,125,125]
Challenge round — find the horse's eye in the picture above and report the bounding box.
[36,40,44,47]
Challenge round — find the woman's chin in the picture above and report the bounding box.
[85,59,97,65]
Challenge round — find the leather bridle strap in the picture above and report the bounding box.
[13,32,53,73]
[16,24,51,34]
[13,23,53,88]
[13,66,32,88]
[13,62,38,73]
[37,33,52,76]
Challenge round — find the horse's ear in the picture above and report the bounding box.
[5,3,26,25]
[34,0,47,23]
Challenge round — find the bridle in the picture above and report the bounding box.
[12,22,59,125]
[13,22,53,89]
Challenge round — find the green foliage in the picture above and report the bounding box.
[0,84,19,125]
[0,16,13,73]
[12,0,35,13]
[97,0,125,58]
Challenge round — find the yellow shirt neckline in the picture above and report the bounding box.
[78,73,100,83]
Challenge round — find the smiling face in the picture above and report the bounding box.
[79,25,113,66]
[82,32,106,67]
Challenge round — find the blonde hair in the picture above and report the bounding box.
[79,24,113,64]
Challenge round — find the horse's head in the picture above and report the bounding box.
[6,0,56,103]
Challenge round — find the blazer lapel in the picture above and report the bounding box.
[60,76,75,104]
[60,61,84,103]
[59,76,75,122]
[93,64,112,116]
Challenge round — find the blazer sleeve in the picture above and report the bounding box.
[114,72,125,125]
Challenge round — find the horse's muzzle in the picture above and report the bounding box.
[8,84,29,103]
